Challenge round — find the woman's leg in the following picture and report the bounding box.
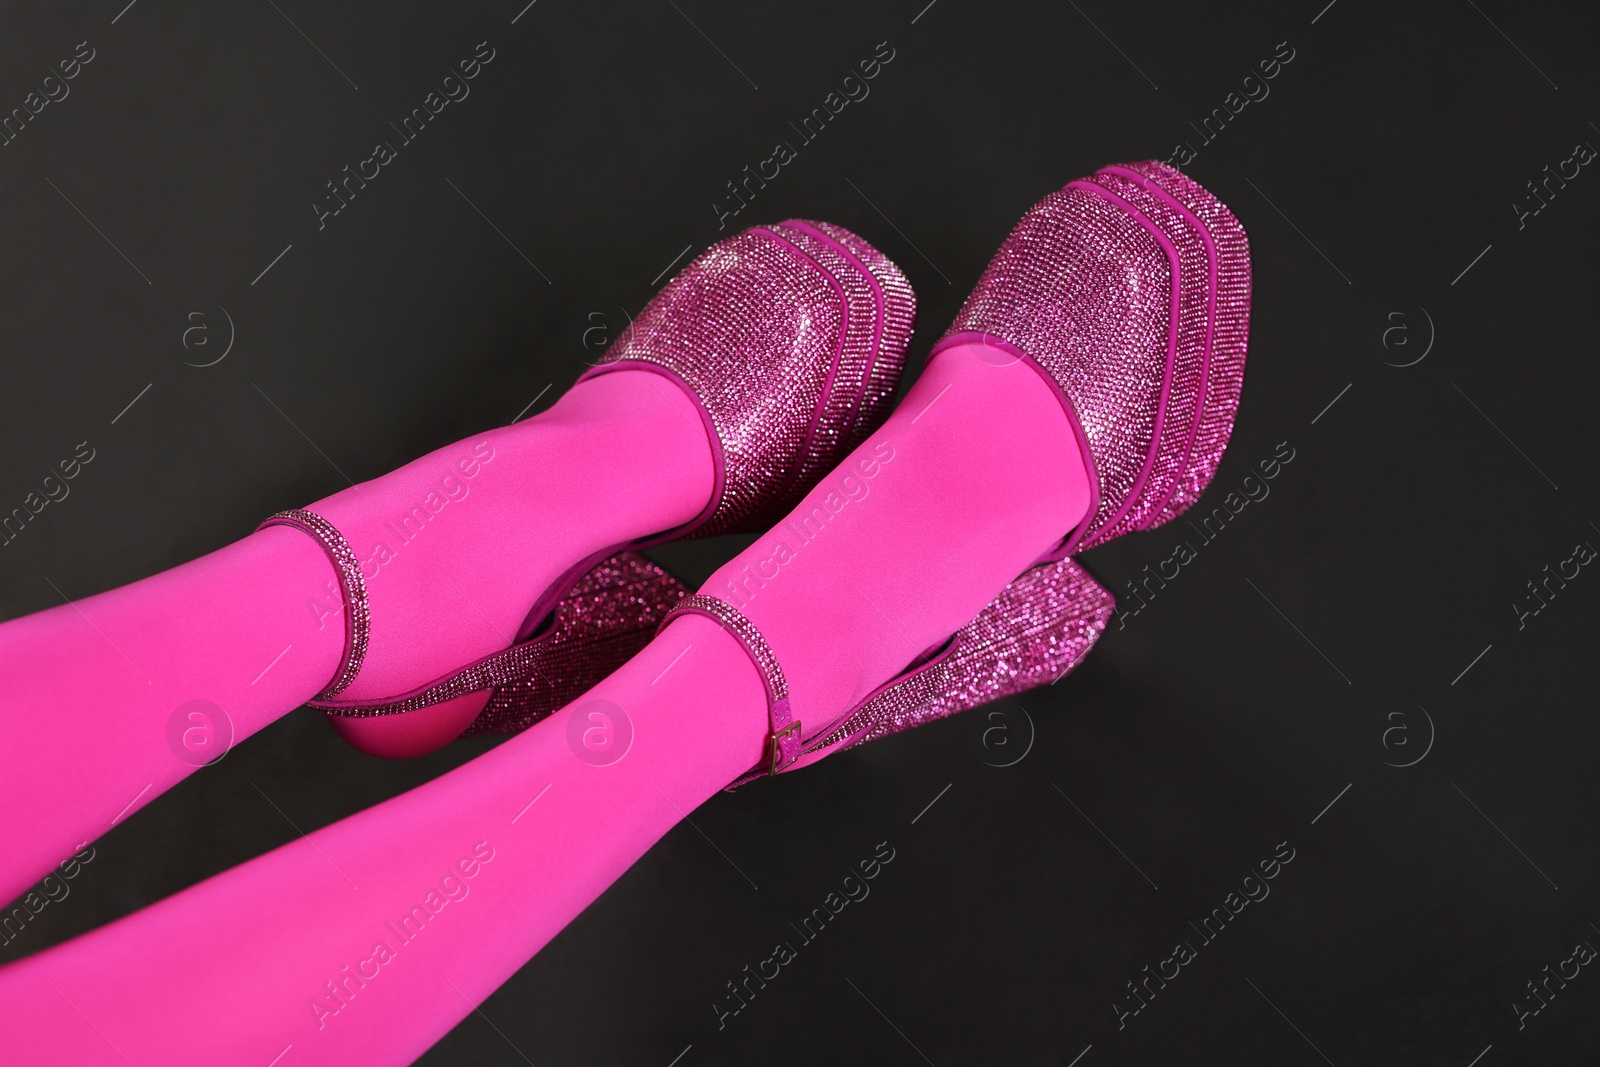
[0,369,714,905]
[0,346,1090,1065]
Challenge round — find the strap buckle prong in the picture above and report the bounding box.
[767,720,802,775]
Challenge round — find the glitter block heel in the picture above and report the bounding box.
[661,558,1113,787]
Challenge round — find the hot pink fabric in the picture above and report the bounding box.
[0,617,768,1066]
[312,370,715,702]
[695,344,1093,747]
[0,345,1091,1064]
[0,370,714,907]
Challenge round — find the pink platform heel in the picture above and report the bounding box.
[668,161,1251,782]
[262,220,913,755]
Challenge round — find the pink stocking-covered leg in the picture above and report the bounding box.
[0,345,1090,1065]
[0,370,713,906]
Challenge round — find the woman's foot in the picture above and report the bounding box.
[294,220,915,754]
[672,160,1251,779]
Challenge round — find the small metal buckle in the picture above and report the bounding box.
[767,720,802,776]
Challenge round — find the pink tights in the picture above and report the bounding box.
[0,345,1090,1065]
[0,370,713,906]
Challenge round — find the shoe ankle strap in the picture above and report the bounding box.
[657,594,801,778]
[257,508,371,700]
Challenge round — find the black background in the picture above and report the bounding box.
[3,1,1598,1064]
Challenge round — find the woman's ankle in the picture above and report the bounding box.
[701,344,1092,734]
[320,369,714,702]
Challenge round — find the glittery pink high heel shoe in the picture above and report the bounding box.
[261,220,913,754]
[664,161,1250,783]
[936,160,1251,557]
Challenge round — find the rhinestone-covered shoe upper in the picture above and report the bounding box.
[937,160,1251,553]
[582,220,915,537]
